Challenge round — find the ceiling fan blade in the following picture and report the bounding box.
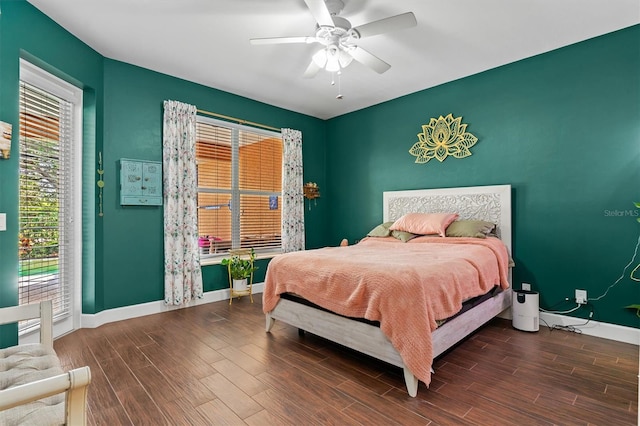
[303,60,322,78]
[349,46,391,74]
[352,12,417,39]
[250,36,316,45]
[303,0,334,27]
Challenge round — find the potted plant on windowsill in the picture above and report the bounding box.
[221,248,257,291]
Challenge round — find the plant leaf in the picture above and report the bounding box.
[625,304,640,318]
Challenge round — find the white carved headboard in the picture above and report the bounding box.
[383,184,512,256]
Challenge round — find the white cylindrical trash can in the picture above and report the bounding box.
[512,290,539,332]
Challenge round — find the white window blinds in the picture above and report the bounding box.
[196,117,282,256]
[18,81,74,331]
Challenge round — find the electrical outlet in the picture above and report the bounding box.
[522,283,531,291]
[575,289,588,305]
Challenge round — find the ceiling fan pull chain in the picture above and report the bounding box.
[336,71,343,100]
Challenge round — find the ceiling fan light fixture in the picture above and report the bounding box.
[326,58,340,72]
[325,47,341,72]
[338,49,353,68]
[312,48,328,68]
[313,45,352,73]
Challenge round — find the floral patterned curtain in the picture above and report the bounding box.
[281,128,305,252]
[162,100,203,305]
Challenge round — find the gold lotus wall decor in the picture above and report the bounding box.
[409,113,478,164]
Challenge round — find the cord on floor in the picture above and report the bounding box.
[539,305,594,334]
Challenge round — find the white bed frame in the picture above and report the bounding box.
[266,184,513,397]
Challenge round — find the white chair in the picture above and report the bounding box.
[0,300,91,425]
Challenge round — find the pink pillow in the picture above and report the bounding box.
[389,213,459,237]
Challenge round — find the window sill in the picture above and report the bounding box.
[199,250,282,266]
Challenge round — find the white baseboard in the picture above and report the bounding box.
[500,304,638,345]
[539,312,639,345]
[80,283,264,329]
[78,284,638,346]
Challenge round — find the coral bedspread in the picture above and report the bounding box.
[262,236,511,386]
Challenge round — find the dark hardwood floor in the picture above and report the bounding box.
[54,297,639,425]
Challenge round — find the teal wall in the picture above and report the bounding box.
[100,59,326,311]
[0,0,637,350]
[325,25,640,328]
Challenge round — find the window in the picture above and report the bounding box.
[196,116,282,259]
[18,60,82,338]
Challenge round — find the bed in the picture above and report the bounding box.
[263,184,513,397]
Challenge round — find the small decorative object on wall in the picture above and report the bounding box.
[409,113,478,164]
[303,182,320,210]
[119,158,163,206]
[97,152,104,217]
[0,121,12,159]
[303,182,320,199]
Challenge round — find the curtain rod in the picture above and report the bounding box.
[196,108,280,132]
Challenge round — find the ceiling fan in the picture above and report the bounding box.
[250,0,417,78]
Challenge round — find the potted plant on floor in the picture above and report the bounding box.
[221,248,257,291]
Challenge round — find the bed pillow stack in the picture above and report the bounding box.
[366,215,497,241]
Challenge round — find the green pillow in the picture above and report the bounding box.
[445,220,495,238]
[367,221,394,237]
[391,230,419,242]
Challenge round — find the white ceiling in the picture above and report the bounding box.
[27,0,639,120]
